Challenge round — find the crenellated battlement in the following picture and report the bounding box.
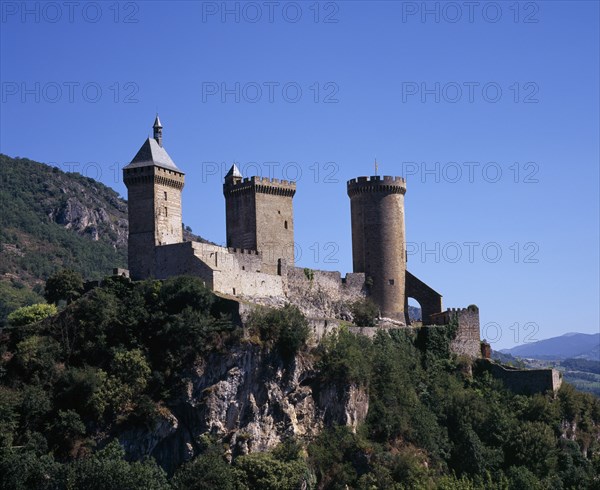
[124,165,185,190]
[348,175,406,185]
[347,175,406,196]
[430,305,479,323]
[224,175,296,197]
[227,247,261,256]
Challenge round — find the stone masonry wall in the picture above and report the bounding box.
[431,306,481,358]
[284,267,366,319]
[154,242,215,288]
[479,360,563,395]
[154,242,284,299]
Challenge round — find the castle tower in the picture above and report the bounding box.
[347,176,407,321]
[123,116,185,280]
[223,166,296,274]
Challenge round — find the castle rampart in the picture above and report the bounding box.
[285,267,367,319]
[478,360,563,395]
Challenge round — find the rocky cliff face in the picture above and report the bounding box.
[49,194,128,246]
[119,344,368,474]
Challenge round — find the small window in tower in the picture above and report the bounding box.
[164,207,168,217]
[164,191,167,200]
[389,279,395,285]
[284,220,288,229]
[278,210,281,214]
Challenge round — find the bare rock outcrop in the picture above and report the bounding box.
[119,344,368,473]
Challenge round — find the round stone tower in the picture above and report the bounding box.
[347,175,407,321]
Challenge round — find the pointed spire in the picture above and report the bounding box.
[226,163,242,178]
[225,163,243,185]
[153,114,163,147]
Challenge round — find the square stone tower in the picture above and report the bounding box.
[123,116,184,280]
[223,165,296,274]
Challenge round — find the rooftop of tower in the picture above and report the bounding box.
[124,137,182,172]
[124,116,183,173]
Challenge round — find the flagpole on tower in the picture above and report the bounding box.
[374,157,378,176]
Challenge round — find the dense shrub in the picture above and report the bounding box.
[6,303,57,327]
[247,304,310,358]
[316,329,373,386]
[350,298,379,327]
[44,269,84,305]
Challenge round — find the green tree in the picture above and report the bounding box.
[68,440,170,490]
[350,299,379,327]
[44,269,83,305]
[235,452,308,490]
[112,348,151,393]
[173,445,243,490]
[6,303,57,327]
[316,330,373,386]
[504,421,556,476]
[247,304,310,359]
[0,446,61,490]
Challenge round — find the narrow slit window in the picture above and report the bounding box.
[284,220,288,229]
[164,207,168,217]
[164,191,167,200]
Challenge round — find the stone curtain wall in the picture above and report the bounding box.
[155,242,285,299]
[480,360,563,395]
[285,267,367,319]
[154,242,215,288]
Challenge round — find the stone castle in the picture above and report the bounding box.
[119,116,562,393]
[123,116,450,324]
[123,117,447,324]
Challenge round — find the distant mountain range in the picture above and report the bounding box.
[499,332,600,361]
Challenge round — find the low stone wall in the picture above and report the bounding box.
[478,359,562,395]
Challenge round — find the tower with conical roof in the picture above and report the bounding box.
[123,116,185,280]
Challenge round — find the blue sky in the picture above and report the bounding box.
[1,1,598,348]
